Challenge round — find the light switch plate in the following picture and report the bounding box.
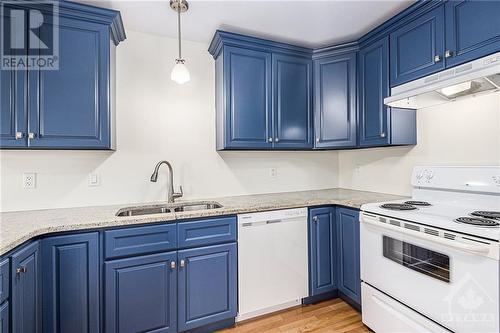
[89,173,100,186]
[23,172,36,189]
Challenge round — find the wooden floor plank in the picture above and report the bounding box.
[218,299,370,333]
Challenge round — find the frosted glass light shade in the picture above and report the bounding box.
[171,62,190,84]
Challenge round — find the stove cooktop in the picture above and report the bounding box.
[362,199,500,240]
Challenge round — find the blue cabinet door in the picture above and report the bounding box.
[27,15,111,149]
[273,54,313,149]
[390,5,445,86]
[0,5,27,148]
[445,0,500,67]
[11,241,40,333]
[308,207,337,296]
[359,37,390,147]
[223,46,272,149]
[42,233,99,333]
[178,243,237,332]
[314,53,357,149]
[0,301,8,333]
[0,259,9,305]
[336,207,361,306]
[105,252,177,333]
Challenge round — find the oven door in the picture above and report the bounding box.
[360,213,499,333]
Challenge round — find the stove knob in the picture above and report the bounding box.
[425,170,434,183]
[493,176,500,186]
[416,171,424,180]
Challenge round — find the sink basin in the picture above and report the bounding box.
[116,201,223,217]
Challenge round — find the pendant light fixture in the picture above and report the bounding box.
[170,0,190,84]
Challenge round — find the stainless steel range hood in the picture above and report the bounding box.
[384,52,500,109]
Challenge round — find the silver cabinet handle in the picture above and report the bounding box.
[312,216,318,223]
[170,261,176,269]
[28,132,36,139]
[380,132,386,138]
[434,55,441,63]
[180,259,186,268]
[16,266,27,274]
[15,132,24,140]
[275,138,279,142]
[316,138,320,143]
[268,137,273,143]
[445,50,453,58]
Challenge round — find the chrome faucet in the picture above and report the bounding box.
[150,160,183,203]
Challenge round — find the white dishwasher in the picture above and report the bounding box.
[237,208,309,321]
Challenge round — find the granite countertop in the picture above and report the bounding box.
[0,188,406,256]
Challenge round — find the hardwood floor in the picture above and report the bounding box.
[218,298,371,333]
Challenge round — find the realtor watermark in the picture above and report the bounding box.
[1,0,59,70]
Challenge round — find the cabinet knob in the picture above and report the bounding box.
[268,137,273,143]
[434,55,442,63]
[16,266,27,274]
[28,132,36,139]
[445,50,453,58]
[380,132,386,138]
[312,216,318,223]
[15,132,24,140]
[170,261,176,269]
[180,259,186,268]
[316,138,320,143]
[275,138,279,143]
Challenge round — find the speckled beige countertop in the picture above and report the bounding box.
[0,188,406,256]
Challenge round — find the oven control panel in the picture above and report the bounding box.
[412,166,500,193]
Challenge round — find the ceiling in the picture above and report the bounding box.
[77,0,414,48]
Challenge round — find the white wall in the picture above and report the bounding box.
[338,93,500,196]
[0,30,339,212]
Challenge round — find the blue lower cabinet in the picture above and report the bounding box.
[0,301,8,333]
[308,207,337,296]
[0,259,9,305]
[11,241,41,333]
[177,243,237,332]
[42,233,100,333]
[336,208,361,306]
[105,252,178,333]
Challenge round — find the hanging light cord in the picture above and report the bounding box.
[177,0,182,62]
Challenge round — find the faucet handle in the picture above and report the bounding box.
[173,185,183,199]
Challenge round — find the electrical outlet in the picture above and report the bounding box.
[23,172,36,189]
[269,167,277,179]
[89,173,100,186]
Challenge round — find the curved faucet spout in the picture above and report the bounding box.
[150,160,183,203]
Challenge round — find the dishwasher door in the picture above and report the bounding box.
[237,208,309,321]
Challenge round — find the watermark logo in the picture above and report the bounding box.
[441,274,497,331]
[1,1,59,70]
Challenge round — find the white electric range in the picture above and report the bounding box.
[360,166,500,333]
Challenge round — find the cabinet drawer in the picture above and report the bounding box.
[178,217,237,249]
[104,224,177,259]
[0,259,9,304]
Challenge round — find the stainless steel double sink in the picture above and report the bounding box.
[116,201,223,217]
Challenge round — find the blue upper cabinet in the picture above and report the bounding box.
[0,1,125,149]
[273,54,313,149]
[308,207,337,296]
[220,46,273,149]
[210,31,313,150]
[11,241,41,333]
[444,0,500,67]
[359,38,390,147]
[28,16,111,149]
[105,252,178,333]
[41,233,100,333]
[336,207,361,307]
[177,243,237,332]
[0,5,27,148]
[314,52,357,149]
[390,5,445,86]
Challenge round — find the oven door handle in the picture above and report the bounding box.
[362,218,490,254]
